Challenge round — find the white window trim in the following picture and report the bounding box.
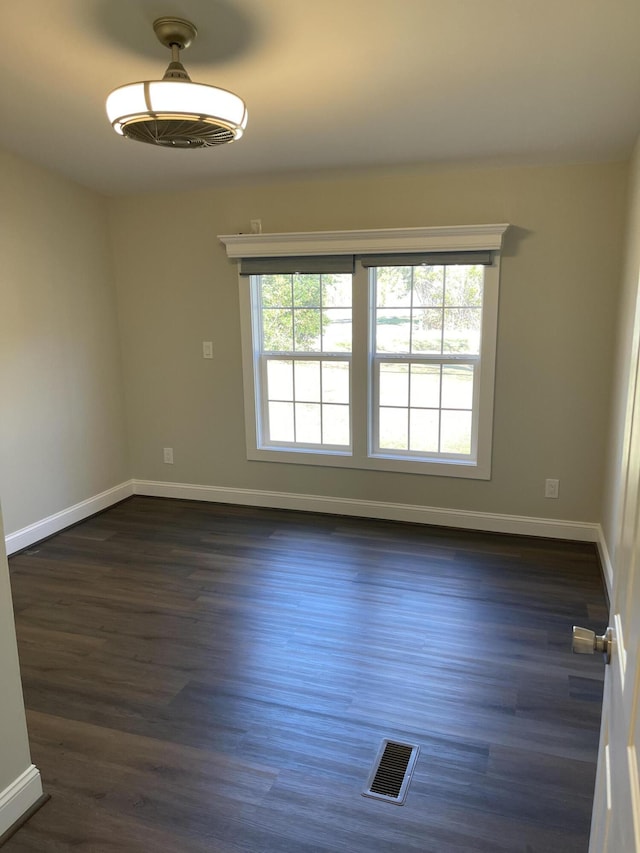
[221,224,508,259]
[222,224,509,480]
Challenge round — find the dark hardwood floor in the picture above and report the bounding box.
[4,497,607,852]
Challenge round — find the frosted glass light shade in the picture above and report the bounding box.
[106,80,248,147]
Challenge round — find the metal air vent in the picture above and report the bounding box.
[362,739,420,805]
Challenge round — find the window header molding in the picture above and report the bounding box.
[219,223,510,260]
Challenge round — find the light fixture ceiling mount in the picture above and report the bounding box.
[153,16,197,52]
[106,16,248,149]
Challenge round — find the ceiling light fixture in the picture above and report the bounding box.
[106,17,248,148]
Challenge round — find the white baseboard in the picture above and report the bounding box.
[0,765,43,838]
[3,477,601,556]
[5,481,134,555]
[595,524,614,600]
[133,479,600,542]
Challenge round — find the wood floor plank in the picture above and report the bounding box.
[4,497,606,852]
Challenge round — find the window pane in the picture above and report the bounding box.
[410,364,441,408]
[444,265,483,307]
[322,275,352,307]
[323,308,352,352]
[376,309,411,353]
[293,309,321,351]
[261,275,291,307]
[322,361,349,404]
[441,365,474,409]
[376,267,412,307]
[411,308,443,354]
[267,359,293,401]
[412,266,444,307]
[441,410,472,454]
[295,402,321,444]
[443,308,481,354]
[293,274,321,307]
[409,409,439,452]
[322,404,350,446]
[263,309,293,351]
[294,361,321,402]
[269,401,294,442]
[380,363,409,407]
[379,407,408,449]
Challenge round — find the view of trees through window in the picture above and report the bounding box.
[375,264,483,355]
[260,273,352,353]
[253,264,484,458]
[373,264,484,456]
[259,273,352,447]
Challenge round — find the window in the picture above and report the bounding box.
[370,262,482,461]
[256,271,353,451]
[222,225,508,479]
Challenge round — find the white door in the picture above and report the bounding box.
[589,313,640,850]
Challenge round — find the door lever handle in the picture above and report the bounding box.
[572,626,613,664]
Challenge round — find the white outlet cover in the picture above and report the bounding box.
[544,478,559,498]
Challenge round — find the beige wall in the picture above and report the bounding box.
[0,148,129,535]
[109,160,626,523]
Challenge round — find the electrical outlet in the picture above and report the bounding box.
[202,341,213,359]
[545,478,559,498]
[163,447,174,464]
[250,218,262,234]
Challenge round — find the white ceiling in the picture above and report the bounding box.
[3,0,640,196]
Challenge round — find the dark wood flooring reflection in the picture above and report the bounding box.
[5,497,608,853]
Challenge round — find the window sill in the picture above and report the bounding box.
[248,446,490,479]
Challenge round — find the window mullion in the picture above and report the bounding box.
[407,362,412,452]
[441,265,446,356]
[408,269,414,451]
[438,363,443,453]
[319,357,325,444]
[292,353,298,444]
[351,263,369,460]
[319,275,324,442]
